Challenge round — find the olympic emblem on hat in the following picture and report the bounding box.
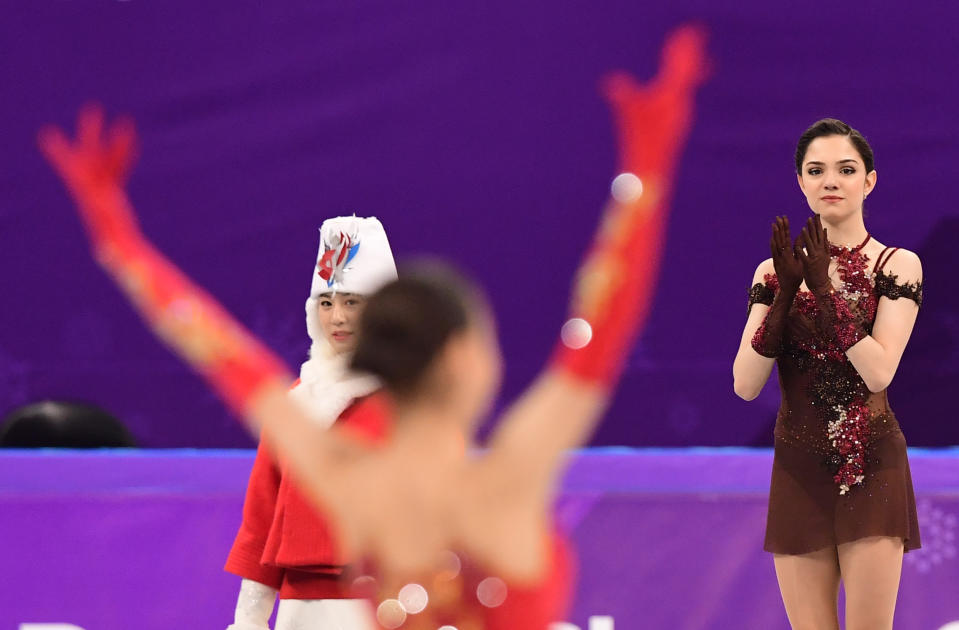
[316,232,361,288]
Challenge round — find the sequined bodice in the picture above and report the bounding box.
[749,244,923,493]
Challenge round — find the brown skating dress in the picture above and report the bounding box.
[748,242,923,555]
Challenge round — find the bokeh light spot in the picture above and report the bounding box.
[476,576,508,608]
[611,172,644,202]
[398,583,428,614]
[561,318,593,349]
[376,599,407,628]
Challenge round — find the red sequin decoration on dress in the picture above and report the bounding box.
[759,235,881,494]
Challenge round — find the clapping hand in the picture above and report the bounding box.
[795,215,832,294]
[769,216,803,294]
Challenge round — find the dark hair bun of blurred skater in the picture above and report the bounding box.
[351,263,477,397]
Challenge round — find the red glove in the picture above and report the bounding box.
[552,25,708,386]
[39,106,291,415]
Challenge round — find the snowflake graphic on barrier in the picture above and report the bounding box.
[905,499,957,574]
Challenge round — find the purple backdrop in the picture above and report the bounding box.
[1,2,957,447]
[1,448,957,629]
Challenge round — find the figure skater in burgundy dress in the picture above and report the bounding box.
[734,118,923,630]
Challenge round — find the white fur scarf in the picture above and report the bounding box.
[289,343,381,428]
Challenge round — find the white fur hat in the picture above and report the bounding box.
[304,216,397,348]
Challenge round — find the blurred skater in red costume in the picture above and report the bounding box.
[40,25,707,629]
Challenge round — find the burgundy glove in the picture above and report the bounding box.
[751,216,801,358]
[796,216,867,353]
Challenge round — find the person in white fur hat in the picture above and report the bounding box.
[224,216,397,630]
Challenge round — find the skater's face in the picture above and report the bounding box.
[317,292,366,355]
[797,135,876,225]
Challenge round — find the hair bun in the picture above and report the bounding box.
[350,265,473,396]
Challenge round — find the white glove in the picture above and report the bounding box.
[226,578,278,630]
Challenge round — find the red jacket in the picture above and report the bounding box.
[224,391,390,599]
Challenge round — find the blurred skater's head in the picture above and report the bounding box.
[351,264,502,428]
